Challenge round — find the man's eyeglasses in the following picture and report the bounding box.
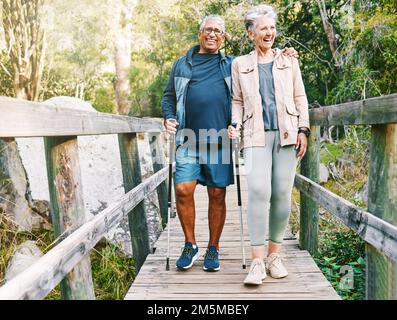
[202,27,224,36]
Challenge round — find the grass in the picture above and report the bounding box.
[0,213,136,300]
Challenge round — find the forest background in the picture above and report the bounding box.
[1,0,396,115]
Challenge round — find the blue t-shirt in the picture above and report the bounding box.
[258,62,278,130]
[185,53,229,143]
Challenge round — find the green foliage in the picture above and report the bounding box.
[90,240,136,300]
[2,0,395,116]
[327,3,397,103]
[314,226,366,300]
[0,52,14,97]
[320,143,343,165]
[92,87,116,114]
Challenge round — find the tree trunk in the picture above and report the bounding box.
[2,0,46,101]
[1,0,48,232]
[114,0,136,115]
[0,138,50,231]
[317,0,340,67]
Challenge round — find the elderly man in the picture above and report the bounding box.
[162,15,296,272]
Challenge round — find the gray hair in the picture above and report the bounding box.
[244,5,277,31]
[199,15,226,34]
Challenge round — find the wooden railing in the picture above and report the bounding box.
[0,97,168,300]
[296,93,397,300]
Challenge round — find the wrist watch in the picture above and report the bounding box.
[298,127,311,137]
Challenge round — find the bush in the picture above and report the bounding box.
[314,225,365,300]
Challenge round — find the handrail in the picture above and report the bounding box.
[0,166,169,300]
[309,93,397,126]
[0,96,163,137]
[295,174,397,262]
[0,96,169,300]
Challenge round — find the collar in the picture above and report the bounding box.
[248,48,283,63]
[186,45,226,65]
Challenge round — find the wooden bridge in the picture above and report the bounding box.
[0,94,397,300]
[126,178,339,300]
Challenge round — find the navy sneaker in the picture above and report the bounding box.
[203,246,220,271]
[176,242,199,269]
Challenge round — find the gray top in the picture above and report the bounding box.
[258,62,278,130]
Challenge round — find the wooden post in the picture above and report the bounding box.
[299,125,320,254]
[148,133,168,227]
[44,136,95,300]
[366,124,397,300]
[118,133,150,272]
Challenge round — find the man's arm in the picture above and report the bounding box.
[282,47,299,59]
[161,61,177,120]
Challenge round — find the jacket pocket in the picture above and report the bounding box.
[239,65,255,74]
[285,102,300,116]
[275,57,292,70]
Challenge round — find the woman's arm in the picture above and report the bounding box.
[291,58,309,129]
[292,58,309,160]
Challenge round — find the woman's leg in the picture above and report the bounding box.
[267,131,298,277]
[243,135,274,284]
[268,136,298,248]
[244,143,273,258]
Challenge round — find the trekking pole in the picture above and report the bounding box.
[166,119,177,271]
[232,123,246,269]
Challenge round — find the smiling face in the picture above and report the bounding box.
[198,19,225,54]
[248,16,277,53]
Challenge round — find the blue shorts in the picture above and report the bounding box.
[175,143,234,188]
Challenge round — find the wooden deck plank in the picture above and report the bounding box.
[125,176,340,300]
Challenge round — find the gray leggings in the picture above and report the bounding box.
[243,130,298,246]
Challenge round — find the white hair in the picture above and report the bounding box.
[199,15,226,33]
[244,5,277,31]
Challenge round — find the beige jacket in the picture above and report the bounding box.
[231,49,309,149]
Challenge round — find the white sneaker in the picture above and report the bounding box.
[266,253,288,279]
[243,259,267,285]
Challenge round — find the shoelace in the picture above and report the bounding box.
[205,249,218,260]
[181,246,194,258]
[250,261,264,275]
[267,255,282,269]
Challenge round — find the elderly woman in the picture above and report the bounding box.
[228,5,310,285]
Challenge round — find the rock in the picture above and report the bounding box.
[14,97,165,257]
[45,96,97,112]
[16,97,127,253]
[1,138,45,231]
[5,240,43,281]
[320,163,330,183]
[329,162,344,181]
[355,181,368,204]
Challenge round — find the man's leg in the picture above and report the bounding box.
[174,142,201,269]
[176,180,198,245]
[207,186,226,249]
